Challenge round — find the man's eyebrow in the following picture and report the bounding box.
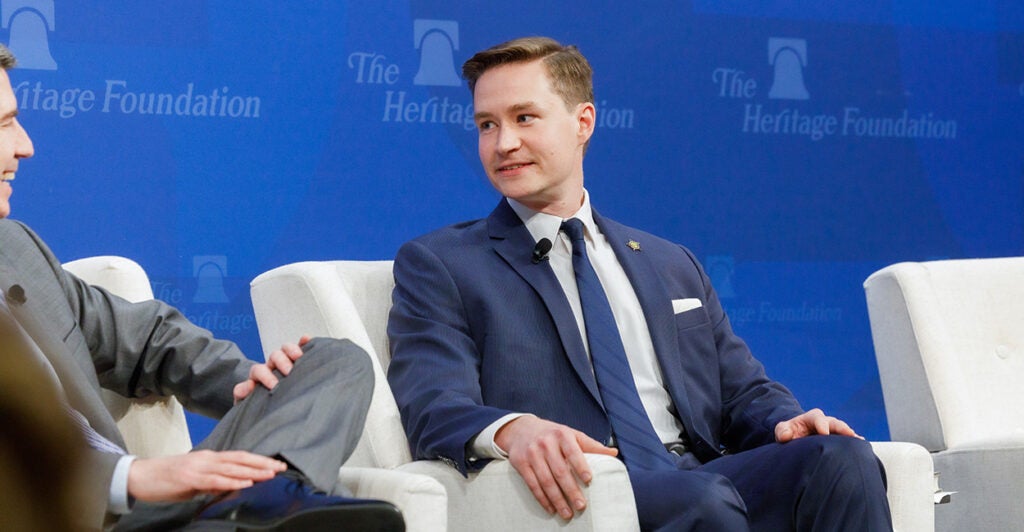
[509,101,539,113]
[473,101,540,121]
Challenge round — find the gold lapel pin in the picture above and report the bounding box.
[626,239,642,252]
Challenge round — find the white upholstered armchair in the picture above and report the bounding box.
[865,257,1024,532]
[251,260,638,532]
[65,255,437,527]
[66,255,445,531]
[252,260,936,532]
[62,256,193,458]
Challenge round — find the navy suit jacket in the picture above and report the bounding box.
[387,200,803,474]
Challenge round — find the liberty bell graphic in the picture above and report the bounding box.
[768,38,809,100]
[412,19,461,87]
[192,256,230,304]
[3,0,58,70]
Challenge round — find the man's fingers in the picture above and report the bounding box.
[510,457,555,514]
[249,364,278,390]
[208,450,287,472]
[511,432,579,520]
[202,462,276,484]
[536,467,573,519]
[499,417,601,520]
[544,444,585,518]
[232,380,254,402]
[776,408,863,442]
[268,349,295,376]
[557,439,590,511]
[129,451,287,502]
[775,421,794,442]
[282,342,304,360]
[831,418,861,439]
[193,475,254,494]
[815,415,832,436]
[239,341,309,398]
[576,433,617,455]
[566,445,594,485]
[526,442,573,519]
[572,431,617,485]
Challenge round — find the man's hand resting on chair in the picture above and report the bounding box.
[495,415,618,521]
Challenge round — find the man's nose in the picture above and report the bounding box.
[495,127,520,153]
[15,120,33,159]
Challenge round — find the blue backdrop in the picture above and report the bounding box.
[6,0,1022,442]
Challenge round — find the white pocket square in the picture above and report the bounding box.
[672,298,703,314]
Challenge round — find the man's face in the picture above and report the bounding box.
[473,59,594,217]
[0,68,34,219]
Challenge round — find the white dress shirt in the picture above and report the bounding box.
[471,191,684,459]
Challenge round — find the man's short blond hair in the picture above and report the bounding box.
[462,36,593,111]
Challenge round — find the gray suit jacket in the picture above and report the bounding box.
[0,219,252,526]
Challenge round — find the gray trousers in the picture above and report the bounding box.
[114,338,374,531]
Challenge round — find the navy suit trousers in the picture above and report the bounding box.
[629,435,892,532]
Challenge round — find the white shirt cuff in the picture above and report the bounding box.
[109,455,137,515]
[470,413,533,460]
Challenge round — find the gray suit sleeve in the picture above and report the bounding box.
[25,222,253,419]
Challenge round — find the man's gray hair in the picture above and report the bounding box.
[0,44,16,70]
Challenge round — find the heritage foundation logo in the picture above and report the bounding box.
[185,255,256,335]
[3,0,56,70]
[706,254,842,325]
[412,19,460,87]
[712,37,957,141]
[768,38,808,100]
[706,255,737,299]
[192,255,229,304]
[2,0,263,119]
[348,18,635,130]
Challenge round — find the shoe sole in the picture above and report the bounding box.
[186,503,405,532]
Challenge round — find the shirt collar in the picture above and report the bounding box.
[506,190,597,244]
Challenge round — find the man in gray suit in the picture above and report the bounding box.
[0,44,402,531]
[0,307,86,530]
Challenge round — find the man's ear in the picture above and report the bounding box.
[576,102,596,144]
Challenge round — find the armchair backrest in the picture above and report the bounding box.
[61,256,193,458]
[864,257,1024,452]
[250,260,412,469]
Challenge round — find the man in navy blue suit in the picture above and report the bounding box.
[387,36,891,531]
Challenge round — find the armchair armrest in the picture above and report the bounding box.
[871,441,935,532]
[400,454,639,532]
[337,466,447,532]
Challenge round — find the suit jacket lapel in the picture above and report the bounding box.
[488,201,603,405]
[593,210,704,441]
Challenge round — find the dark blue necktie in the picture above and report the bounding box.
[560,218,675,471]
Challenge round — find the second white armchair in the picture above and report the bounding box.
[251,260,638,532]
